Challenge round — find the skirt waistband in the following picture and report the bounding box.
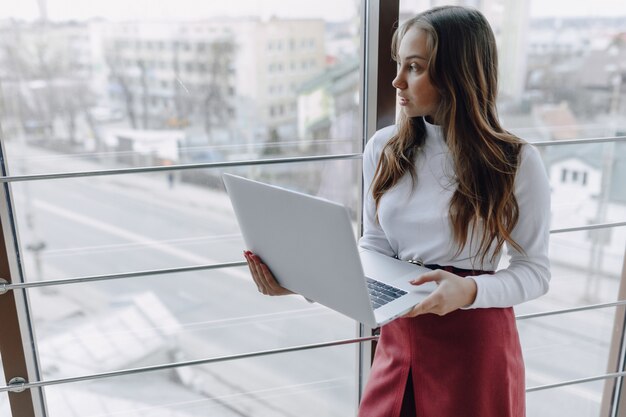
[425,264,494,276]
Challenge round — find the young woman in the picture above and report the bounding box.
[245,5,550,417]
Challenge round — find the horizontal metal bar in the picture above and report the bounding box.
[531,136,626,147]
[526,371,626,393]
[1,135,625,183]
[1,218,624,292]
[0,336,379,393]
[0,261,247,292]
[0,331,622,394]
[0,153,363,183]
[4,219,623,292]
[17,266,615,319]
[3,267,624,322]
[516,300,626,321]
[550,222,626,234]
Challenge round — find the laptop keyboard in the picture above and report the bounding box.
[366,278,407,310]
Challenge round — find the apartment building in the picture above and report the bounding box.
[104,18,326,152]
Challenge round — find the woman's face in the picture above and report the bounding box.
[392,27,441,122]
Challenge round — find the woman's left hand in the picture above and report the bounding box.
[402,269,477,317]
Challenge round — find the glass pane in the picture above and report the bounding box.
[31,269,356,375]
[400,1,626,141]
[19,160,360,405]
[12,159,361,281]
[526,378,610,417]
[0,395,8,417]
[43,345,357,416]
[1,4,365,417]
[395,4,625,416]
[514,227,625,314]
[520,307,617,388]
[539,141,626,233]
[0,1,362,175]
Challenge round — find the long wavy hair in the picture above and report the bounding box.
[372,6,524,266]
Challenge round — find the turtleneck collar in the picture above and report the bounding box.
[422,117,444,144]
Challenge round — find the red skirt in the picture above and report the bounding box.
[358,268,525,417]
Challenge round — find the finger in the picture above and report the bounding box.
[410,270,441,286]
[247,253,269,293]
[409,294,440,317]
[261,263,291,295]
[246,252,291,296]
[244,251,258,282]
[259,262,277,290]
[402,305,420,318]
[252,254,276,294]
[244,251,260,279]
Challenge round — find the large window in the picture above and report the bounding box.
[1,1,625,416]
[0,1,366,416]
[399,1,626,416]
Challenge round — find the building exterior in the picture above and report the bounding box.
[227,17,328,160]
[0,20,98,143]
[103,18,326,156]
[297,59,359,148]
[546,142,626,276]
[102,21,237,138]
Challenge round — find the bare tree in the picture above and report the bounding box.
[1,21,99,149]
[171,40,193,129]
[105,40,138,129]
[198,39,235,140]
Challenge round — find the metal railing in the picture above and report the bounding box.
[1,134,624,183]
[1,221,624,294]
[0,153,363,183]
[531,135,626,147]
[1,332,623,394]
[0,135,624,400]
[0,336,379,393]
[0,261,247,294]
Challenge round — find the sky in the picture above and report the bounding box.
[0,0,358,22]
[528,0,626,17]
[0,0,626,22]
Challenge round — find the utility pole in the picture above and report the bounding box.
[585,71,620,300]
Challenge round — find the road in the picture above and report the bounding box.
[3,142,623,417]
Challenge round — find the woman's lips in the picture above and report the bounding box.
[398,97,409,106]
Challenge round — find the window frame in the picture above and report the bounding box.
[0,140,47,417]
[0,1,626,416]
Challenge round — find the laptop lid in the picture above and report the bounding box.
[222,173,379,326]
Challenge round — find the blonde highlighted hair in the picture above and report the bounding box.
[372,6,524,266]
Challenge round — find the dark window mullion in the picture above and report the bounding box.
[602,246,626,416]
[0,140,46,417]
[357,0,399,406]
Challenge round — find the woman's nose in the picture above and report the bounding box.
[392,73,405,90]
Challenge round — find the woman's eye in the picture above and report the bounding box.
[409,63,421,72]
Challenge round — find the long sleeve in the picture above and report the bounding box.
[359,121,551,309]
[465,144,551,308]
[358,127,396,257]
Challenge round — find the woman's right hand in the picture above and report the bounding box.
[244,250,294,296]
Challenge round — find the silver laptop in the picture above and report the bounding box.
[222,173,436,328]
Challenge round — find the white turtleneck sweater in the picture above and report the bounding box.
[359,119,551,309]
